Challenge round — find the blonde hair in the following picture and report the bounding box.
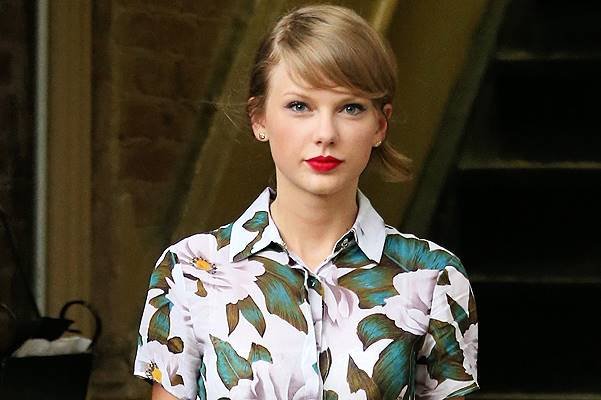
[247,4,413,182]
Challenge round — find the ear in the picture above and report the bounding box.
[375,103,392,143]
[248,97,267,141]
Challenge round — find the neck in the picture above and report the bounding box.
[270,179,359,270]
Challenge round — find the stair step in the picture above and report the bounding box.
[473,282,601,392]
[425,0,601,397]
[459,56,601,163]
[498,0,601,53]
[496,48,601,63]
[491,59,601,141]
[470,264,601,285]
[458,159,601,171]
[471,393,601,400]
[430,168,601,281]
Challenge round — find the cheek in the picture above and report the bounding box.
[268,134,298,168]
[349,134,377,170]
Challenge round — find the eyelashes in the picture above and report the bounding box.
[286,101,309,112]
[285,101,367,116]
[342,103,366,115]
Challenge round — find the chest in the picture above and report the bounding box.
[187,251,435,399]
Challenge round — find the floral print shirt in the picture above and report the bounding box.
[134,187,479,400]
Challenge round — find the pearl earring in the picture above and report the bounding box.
[258,131,267,141]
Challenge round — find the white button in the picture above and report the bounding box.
[341,238,349,248]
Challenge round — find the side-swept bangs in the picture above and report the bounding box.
[269,6,397,107]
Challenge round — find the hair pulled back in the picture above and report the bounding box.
[247,5,412,182]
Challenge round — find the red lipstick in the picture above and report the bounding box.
[306,155,343,172]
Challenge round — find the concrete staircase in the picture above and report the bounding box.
[422,0,601,398]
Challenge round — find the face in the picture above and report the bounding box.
[251,61,391,197]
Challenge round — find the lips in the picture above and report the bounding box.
[306,155,343,172]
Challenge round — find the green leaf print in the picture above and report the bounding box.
[183,272,208,297]
[248,342,272,364]
[146,252,178,344]
[147,302,172,344]
[226,303,240,335]
[251,255,305,295]
[372,334,419,400]
[357,314,402,350]
[338,265,400,309]
[149,251,178,291]
[319,348,332,381]
[210,223,233,250]
[167,336,184,354]
[347,356,381,400]
[468,290,477,326]
[438,269,451,285]
[233,211,269,262]
[333,245,372,268]
[383,234,467,276]
[242,211,269,231]
[447,382,479,397]
[311,278,324,296]
[198,359,207,400]
[447,294,470,335]
[238,295,267,337]
[324,390,339,400]
[426,319,473,383]
[170,373,184,386]
[149,293,171,309]
[251,256,308,333]
[196,280,207,297]
[210,335,253,390]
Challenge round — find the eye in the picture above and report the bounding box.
[286,101,309,113]
[342,103,366,116]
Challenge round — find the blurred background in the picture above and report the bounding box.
[1,0,600,399]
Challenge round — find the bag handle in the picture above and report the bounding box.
[59,300,102,350]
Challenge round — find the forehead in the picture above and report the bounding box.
[267,61,359,98]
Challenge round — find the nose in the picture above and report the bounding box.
[313,113,339,145]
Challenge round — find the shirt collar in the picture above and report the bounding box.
[228,187,387,264]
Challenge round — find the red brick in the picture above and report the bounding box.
[183,0,243,18]
[0,50,12,86]
[123,180,170,227]
[173,60,211,100]
[115,0,184,12]
[0,1,25,39]
[118,52,180,98]
[0,94,17,136]
[118,99,196,142]
[113,12,217,58]
[119,138,181,182]
[0,143,8,179]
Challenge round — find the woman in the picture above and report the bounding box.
[134,5,478,400]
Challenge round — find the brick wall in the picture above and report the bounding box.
[90,1,252,398]
[0,0,35,318]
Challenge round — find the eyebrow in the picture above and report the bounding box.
[282,91,366,103]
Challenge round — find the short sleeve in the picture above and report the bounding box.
[133,248,202,400]
[415,265,479,399]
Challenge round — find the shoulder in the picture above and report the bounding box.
[158,222,235,268]
[380,224,467,276]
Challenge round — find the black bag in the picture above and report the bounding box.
[0,300,101,400]
[0,208,102,399]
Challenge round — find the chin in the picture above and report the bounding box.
[298,176,355,197]
[275,167,361,197]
